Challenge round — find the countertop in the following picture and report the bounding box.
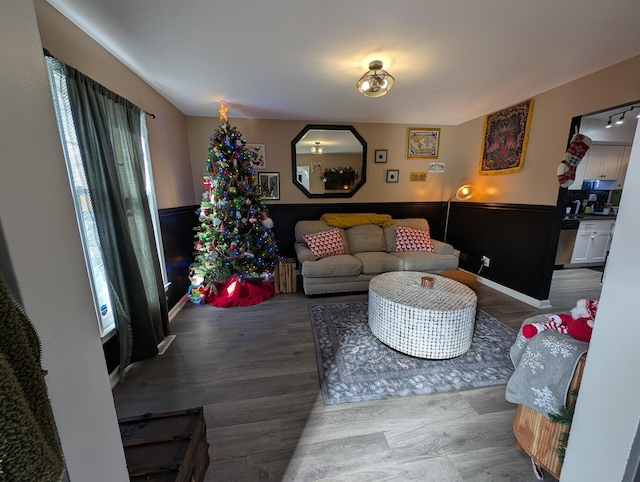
[562,214,617,221]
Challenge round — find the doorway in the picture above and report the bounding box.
[552,100,638,279]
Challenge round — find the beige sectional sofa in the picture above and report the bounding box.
[294,217,459,295]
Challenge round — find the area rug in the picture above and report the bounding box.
[309,302,518,405]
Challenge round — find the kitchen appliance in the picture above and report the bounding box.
[582,179,616,191]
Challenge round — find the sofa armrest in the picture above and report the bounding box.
[431,239,455,255]
[294,242,316,263]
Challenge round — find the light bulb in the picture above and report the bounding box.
[361,80,370,91]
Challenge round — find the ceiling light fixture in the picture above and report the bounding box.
[616,112,626,125]
[356,60,395,98]
[310,142,324,154]
[605,117,612,128]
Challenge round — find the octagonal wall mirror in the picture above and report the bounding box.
[291,124,367,198]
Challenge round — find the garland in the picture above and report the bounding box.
[548,389,579,464]
[320,166,358,182]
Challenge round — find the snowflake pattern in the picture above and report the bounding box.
[542,335,577,358]
[515,333,527,350]
[531,386,557,413]
[520,349,544,374]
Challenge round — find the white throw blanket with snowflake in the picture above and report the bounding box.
[506,314,589,417]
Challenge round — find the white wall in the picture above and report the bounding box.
[0,1,128,480]
[561,122,640,479]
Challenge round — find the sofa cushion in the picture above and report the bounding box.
[345,224,387,254]
[395,225,434,252]
[303,228,346,259]
[353,252,404,274]
[384,218,430,252]
[300,254,362,278]
[295,220,350,253]
[390,251,459,271]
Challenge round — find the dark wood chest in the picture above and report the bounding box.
[119,407,210,482]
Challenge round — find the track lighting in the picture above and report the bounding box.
[604,105,639,128]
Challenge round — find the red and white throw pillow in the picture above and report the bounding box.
[395,225,434,252]
[304,228,346,259]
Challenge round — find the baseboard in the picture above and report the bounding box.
[109,366,120,389]
[460,269,552,309]
[169,293,189,322]
[157,335,176,355]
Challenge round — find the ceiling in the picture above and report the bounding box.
[47,0,640,126]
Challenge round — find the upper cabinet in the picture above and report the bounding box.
[615,145,632,189]
[568,144,629,190]
[584,145,624,180]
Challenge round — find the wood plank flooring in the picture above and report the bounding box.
[112,268,602,481]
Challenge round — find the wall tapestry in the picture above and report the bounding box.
[479,99,534,175]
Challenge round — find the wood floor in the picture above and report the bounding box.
[112,268,602,481]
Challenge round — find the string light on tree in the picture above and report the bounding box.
[190,103,281,307]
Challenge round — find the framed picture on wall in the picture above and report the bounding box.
[258,172,280,200]
[407,128,440,159]
[374,149,388,163]
[246,143,266,170]
[386,170,399,183]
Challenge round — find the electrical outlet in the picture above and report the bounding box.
[482,255,491,267]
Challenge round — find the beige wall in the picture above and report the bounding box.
[1,1,128,479]
[187,118,458,204]
[34,0,194,209]
[452,55,640,206]
[188,56,640,208]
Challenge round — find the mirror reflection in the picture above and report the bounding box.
[291,125,367,198]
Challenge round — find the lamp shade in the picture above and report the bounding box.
[356,60,395,98]
[455,184,477,200]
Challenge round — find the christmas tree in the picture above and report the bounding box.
[191,104,280,305]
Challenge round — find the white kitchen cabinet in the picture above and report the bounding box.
[583,145,623,180]
[568,144,626,190]
[615,145,632,189]
[570,220,615,264]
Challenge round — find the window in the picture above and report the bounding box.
[46,58,166,340]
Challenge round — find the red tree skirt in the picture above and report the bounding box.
[206,275,274,308]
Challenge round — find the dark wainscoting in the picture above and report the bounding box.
[266,202,447,259]
[159,201,559,305]
[159,205,199,310]
[447,202,556,301]
[268,201,558,302]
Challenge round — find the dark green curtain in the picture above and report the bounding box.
[54,59,169,372]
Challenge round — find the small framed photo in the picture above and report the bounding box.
[246,143,266,169]
[428,162,446,173]
[374,149,388,163]
[409,172,427,182]
[407,128,440,159]
[386,170,399,183]
[258,172,280,200]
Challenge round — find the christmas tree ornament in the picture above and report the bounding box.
[190,105,280,307]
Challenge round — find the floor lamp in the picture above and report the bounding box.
[444,184,476,243]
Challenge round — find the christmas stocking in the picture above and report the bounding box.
[522,315,569,339]
[557,133,592,187]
